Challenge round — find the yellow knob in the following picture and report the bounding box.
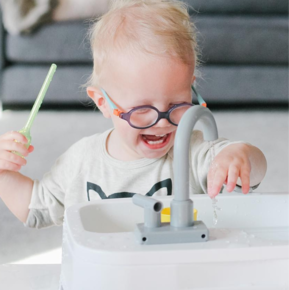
[161,207,198,223]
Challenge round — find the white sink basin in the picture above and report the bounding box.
[60,193,289,290]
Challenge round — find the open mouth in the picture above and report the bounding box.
[141,133,172,149]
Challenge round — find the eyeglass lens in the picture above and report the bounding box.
[169,105,192,125]
[129,104,192,128]
[130,107,157,128]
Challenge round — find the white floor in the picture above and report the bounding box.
[0,109,288,264]
[13,248,62,264]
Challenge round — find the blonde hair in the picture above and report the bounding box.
[87,0,199,87]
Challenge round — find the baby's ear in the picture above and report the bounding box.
[87,87,111,118]
[192,75,196,85]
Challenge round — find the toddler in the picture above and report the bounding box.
[0,0,267,228]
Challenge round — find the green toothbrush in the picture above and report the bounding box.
[15,64,57,155]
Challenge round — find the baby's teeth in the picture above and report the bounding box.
[147,139,164,145]
[156,134,166,137]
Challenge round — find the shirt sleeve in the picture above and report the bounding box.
[24,137,88,229]
[190,130,250,195]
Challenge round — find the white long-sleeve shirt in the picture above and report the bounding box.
[24,128,244,229]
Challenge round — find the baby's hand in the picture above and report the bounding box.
[207,143,251,198]
[0,131,34,174]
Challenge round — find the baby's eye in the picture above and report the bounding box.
[133,108,151,114]
[170,102,185,107]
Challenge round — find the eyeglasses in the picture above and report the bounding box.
[100,85,206,129]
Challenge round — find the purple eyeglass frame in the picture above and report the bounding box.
[100,86,207,129]
[123,103,193,129]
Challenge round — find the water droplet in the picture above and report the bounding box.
[212,197,221,226]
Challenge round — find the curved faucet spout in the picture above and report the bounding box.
[171,105,218,227]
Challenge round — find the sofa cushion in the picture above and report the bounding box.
[196,16,288,65]
[1,64,92,105]
[6,21,92,64]
[2,64,287,105]
[186,0,288,14]
[197,65,288,104]
[0,10,4,69]
[6,16,288,65]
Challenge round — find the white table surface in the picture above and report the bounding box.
[0,264,61,290]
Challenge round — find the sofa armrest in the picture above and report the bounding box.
[0,7,5,70]
[0,7,5,109]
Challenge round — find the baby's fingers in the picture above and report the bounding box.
[0,139,30,157]
[226,164,240,192]
[0,150,27,172]
[28,145,34,153]
[240,166,251,194]
[208,165,227,198]
[0,131,28,144]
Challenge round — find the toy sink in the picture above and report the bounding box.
[59,106,289,289]
[60,193,289,290]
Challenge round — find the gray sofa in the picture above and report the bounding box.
[0,0,288,109]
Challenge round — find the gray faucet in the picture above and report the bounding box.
[133,105,218,245]
[171,105,218,227]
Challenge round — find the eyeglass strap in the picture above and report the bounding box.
[192,86,207,107]
[100,88,118,110]
[101,86,207,111]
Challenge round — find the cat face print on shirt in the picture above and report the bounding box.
[87,178,172,200]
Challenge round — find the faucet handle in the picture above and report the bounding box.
[132,194,163,228]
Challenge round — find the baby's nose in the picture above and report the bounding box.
[155,117,171,128]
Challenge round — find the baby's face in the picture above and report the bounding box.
[101,53,194,160]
